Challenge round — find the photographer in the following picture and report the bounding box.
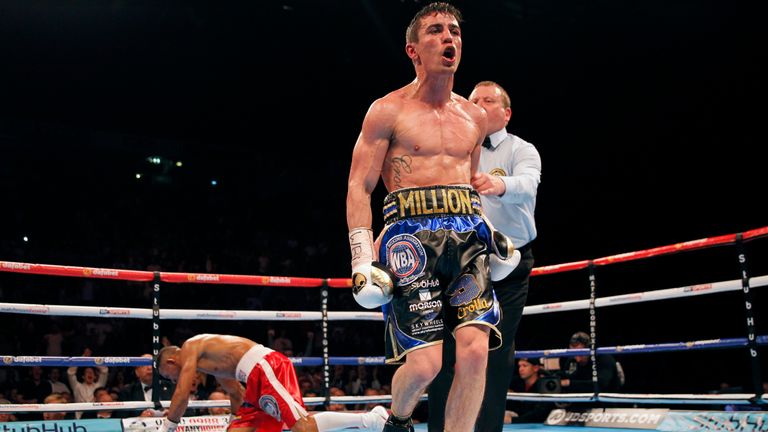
[560,332,622,393]
[507,358,556,424]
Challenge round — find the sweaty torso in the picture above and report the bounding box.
[381,87,483,192]
[186,334,257,379]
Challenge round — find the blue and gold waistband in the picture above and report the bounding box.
[383,185,482,224]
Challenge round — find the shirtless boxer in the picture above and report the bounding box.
[157,334,388,432]
[345,3,518,432]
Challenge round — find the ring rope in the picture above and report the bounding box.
[523,275,768,315]
[5,390,764,413]
[0,303,381,321]
[0,356,389,367]
[1,225,767,416]
[2,227,765,283]
[3,335,766,367]
[2,274,765,322]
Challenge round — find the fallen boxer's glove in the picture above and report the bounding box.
[349,228,395,308]
[159,418,178,432]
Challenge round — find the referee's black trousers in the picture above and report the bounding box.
[427,244,533,432]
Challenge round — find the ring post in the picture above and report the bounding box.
[321,279,331,409]
[587,262,600,399]
[152,271,162,408]
[736,233,763,403]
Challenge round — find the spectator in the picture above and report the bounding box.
[207,390,231,416]
[328,387,347,412]
[42,323,66,357]
[507,358,555,424]
[330,365,346,390]
[117,354,175,418]
[362,388,384,411]
[0,398,16,423]
[344,367,363,397]
[42,393,69,421]
[47,368,70,395]
[18,366,52,404]
[304,391,320,412]
[268,328,293,356]
[560,332,621,393]
[299,377,314,396]
[67,349,108,419]
[81,387,115,419]
[107,368,128,396]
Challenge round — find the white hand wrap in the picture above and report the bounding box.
[349,228,394,309]
[349,228,375,269]
[160,418,178,432]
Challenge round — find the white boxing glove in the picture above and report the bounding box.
[482,216,521,281]
[349,228,395,309]
[489,249,521,282]
[159,418,178,432]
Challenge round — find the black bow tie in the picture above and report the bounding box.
[143,385,151,393]
[482,137,492,149]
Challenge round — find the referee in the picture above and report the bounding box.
[428,80,542,432]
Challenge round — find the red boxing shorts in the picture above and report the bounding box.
[229,344,307,431]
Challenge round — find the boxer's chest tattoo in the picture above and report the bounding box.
[390,155,413,190]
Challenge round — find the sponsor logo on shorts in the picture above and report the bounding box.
[237,370,247,383]
[386,234,426,286]
[411,279,439,290]
[395,187,474,219]
[259,395,282,421]
[409,299,443,312]
[447,274,481,306]
[457,298,491,319]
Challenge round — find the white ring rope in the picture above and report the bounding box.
[0,400,228,413]
[522,275,768,315]
[2,274,764,321]
[0,304,381,321]
[7,391,762,413]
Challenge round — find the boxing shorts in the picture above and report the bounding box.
[229,344,307,431]
[379,184,502,364]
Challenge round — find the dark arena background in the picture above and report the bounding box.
[0,0,766,430]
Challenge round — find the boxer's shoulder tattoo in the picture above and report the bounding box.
[390,154,413,190]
